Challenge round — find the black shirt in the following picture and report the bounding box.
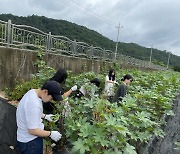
[113,83,127,104]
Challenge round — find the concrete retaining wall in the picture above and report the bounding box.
[0,47,157,90]
[0,47,114,90]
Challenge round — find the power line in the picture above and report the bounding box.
[69,0,117,26]
[59,0,117,27]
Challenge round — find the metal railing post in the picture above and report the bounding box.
[72,39,77,56]
[103,49,106,60]
[47,32,52,51]
[7,20,12,47]
[90,45,94,58]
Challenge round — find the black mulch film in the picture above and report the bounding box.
[0,97,20,154]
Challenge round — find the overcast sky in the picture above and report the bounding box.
[0,0,180,56]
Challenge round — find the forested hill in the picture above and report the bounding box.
[0,14,180,67]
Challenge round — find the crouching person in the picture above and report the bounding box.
[113,74,133,106]
[16,80,62,154]
[74,78,101,98]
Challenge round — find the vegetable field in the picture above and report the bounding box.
[5,51,180,154]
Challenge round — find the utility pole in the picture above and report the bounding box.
[149,44,153,63]
[167,52,171,69]
[115,22,123,60]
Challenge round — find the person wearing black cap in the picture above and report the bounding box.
[113,74,133,106]
[44,68,77,113]
[16,80,62,154]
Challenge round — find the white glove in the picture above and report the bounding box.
[71,85,77,91]
[50,131,62,142]
[44,114,54,122]
[51,143,56,148]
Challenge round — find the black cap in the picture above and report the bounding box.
[41,80,63,101]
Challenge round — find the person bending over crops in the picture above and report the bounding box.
[113,74,133,106]
[16,80,62,154]
[43,68,77,113]
[74,78,101,98]
[50,68,77,97]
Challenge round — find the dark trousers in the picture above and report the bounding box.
[17,137,43,154]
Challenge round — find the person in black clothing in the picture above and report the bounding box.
[43,68,77,113]
[113,74,133,106]
[50,68,67,84]
[49,68,77,97]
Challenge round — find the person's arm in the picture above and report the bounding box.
[63,85,77,97]
[106,76,114,83]
[107,80,114,83]
[25,99,61,141]
[41,113,45,119]
[63,89,72,97]
[29,129,62,142]
[29,128,51,137]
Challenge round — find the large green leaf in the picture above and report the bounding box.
[72,139,90,154]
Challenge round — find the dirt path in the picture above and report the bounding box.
[0,91,19,106]
[0,91,8,100]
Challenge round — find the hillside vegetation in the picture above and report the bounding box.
[0,14,180,68]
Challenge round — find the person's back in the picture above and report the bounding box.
[113,83,126,105]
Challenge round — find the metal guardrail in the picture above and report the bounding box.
[0,19,166,70]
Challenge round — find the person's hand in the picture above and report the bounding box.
[44,114,54,122]
[71,85,77,91]
[94,94,99,97]
[49,131,62,142]
[114,81,119,85]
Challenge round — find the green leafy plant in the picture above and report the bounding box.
[5,51,180,153]
[174,142,180,151]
